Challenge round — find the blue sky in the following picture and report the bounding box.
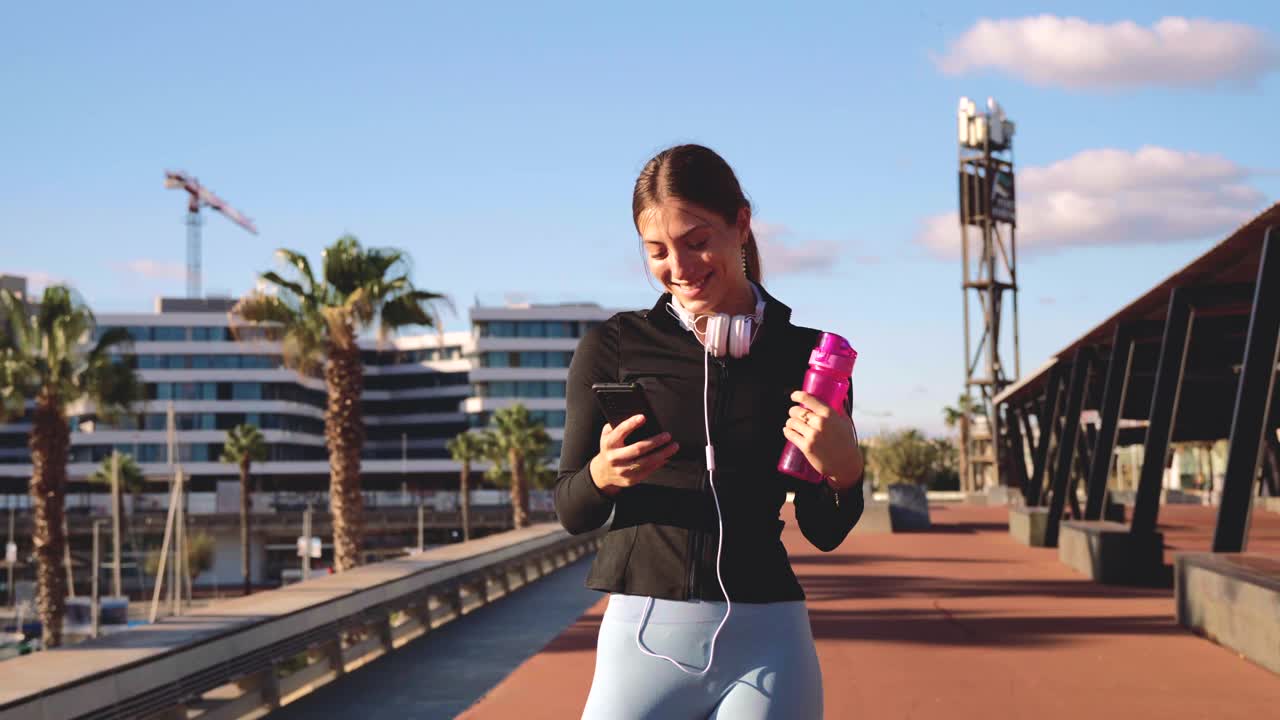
[3,1,1278,434]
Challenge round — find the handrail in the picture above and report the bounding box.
[0,523,602,720]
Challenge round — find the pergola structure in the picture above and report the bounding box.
[994,203,1280,558]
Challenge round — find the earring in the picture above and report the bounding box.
[741,246,748,274]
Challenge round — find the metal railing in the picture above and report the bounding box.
[0,523,602,720]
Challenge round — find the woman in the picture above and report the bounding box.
[555,144,865,719]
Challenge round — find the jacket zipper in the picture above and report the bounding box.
[687,356,729,600]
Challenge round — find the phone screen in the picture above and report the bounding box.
[592,382,663,442]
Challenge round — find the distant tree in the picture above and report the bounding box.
[0,286,143,647]
[869,429,940,486]
[942,394,980,492]
[232,236,450,571]
[480,405,550,528]
[145,531,215,584]
[445,431,486,541]
[220,424,267,596]
[88,451,146,525]
[89,452,148,590]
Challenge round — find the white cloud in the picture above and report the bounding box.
[751,220,842,276]
[114,259,186,281]
[936,15,1280,89]
[916,146,1267,257]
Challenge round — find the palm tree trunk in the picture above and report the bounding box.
[29,389,69,648]
[325,340,365,571]
[959,416,971,494]
[460,462,472,541]
[240,459,252,596]
[508,448,529,529]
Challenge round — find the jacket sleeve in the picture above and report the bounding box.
[794,384,865,551]
[554,316,618,534]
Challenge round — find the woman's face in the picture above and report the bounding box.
[638,199,750,317]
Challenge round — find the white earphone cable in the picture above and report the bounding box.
[635,312,731,676]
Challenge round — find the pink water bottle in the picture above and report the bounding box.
[777,332,858,483]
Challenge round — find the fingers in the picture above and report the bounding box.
[785,416,816,441]
[606,437,680,488]
[613,432,675,462]
[600,414,648,449]
[782,424,808,447]
[789,390,833,418]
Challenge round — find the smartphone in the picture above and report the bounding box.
[592,382,664,443]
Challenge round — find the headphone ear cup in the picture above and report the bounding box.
[728,314,752,358]
[704,313,730,357]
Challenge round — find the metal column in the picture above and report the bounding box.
[1046,349,1091,546]
[1027,363,1064,507]
[1131,289,1195,537]
[1086,324,1136,520]
[1005,405,1030,491]
[1213,227,1280,552]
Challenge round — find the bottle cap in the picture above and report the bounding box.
[809,332,857,376]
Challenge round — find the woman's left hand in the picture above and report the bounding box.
[783,390,864,491]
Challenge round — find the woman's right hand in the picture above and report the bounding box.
[589,414,679,496]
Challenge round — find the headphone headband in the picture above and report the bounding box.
[665,282,765,358]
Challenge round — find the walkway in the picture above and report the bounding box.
[459,503,1280,719]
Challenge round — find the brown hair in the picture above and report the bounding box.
[632,144,762,284]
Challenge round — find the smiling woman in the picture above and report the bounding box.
[633,145,764,326]
[556,143,865,720]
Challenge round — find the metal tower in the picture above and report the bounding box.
[956,97,1020,493]
[164,171,259,298]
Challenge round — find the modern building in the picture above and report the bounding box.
[0,278,625,586]
[464,302,615,463]
[0,295,475,495]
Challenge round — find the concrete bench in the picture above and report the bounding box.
[1058,520,1165,585]
[1176,553,1280,675]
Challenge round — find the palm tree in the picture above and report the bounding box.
[482,405,550,529]
[89,452,147,594]
[232,236,449,571]
[220,424,267,596]
[942,394,980,493]
[88,451,146,527]
[446,431,486,541]
[0,286,142,647]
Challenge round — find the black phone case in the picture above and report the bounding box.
[591,382,663,442]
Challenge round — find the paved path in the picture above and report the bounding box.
[270,555,599,719]
[460,503,1280,720]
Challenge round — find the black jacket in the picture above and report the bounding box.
[555,284,864,603]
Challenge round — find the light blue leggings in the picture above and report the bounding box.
[581,594,824,719]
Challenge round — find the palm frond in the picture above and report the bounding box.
[259,271,311,304]
[220,423,268,464]
[274,249,320,296]
[230,292,299,341]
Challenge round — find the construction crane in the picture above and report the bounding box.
[163,171,258,298]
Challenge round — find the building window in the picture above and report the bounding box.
[232,383,263,400]
[153,327,187,342]
[191,327,228,341]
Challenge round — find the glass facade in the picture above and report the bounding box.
[476,381,566,398]
[132,354,279,370]
[144,382,327,406]
[477,320,601,338]
[364,371,469,392]
[67,442,327,464]
[362,345,464,365]
[97,326,232,342]
[0,310,603,476]
[478,351,573,368]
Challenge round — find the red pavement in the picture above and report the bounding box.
[460,504,1280,720]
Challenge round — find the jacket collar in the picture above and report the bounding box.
[646,281,793,342]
